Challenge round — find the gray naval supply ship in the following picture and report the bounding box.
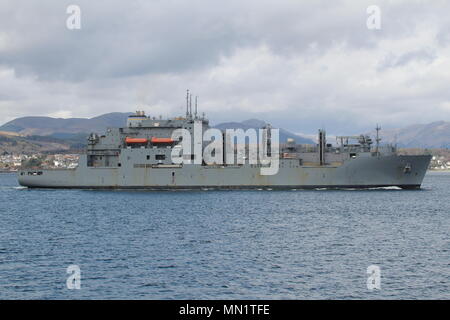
[18,96,431,190]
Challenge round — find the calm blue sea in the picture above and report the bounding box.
[0,172,449,299]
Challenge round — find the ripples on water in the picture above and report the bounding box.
[0,172,449,299]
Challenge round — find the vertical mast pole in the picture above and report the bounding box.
[375,124,381,156]
[195,96,198,119]
[186,89,189,118]
[189,94,192,119]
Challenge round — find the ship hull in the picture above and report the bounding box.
[18,154,431,190]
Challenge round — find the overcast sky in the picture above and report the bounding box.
[1,0,450,134]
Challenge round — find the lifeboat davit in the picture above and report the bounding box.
[151,137,174,143]
[125,137,148,144]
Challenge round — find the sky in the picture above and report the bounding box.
[1,0,450,134]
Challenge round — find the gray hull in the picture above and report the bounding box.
[18,154,431,190]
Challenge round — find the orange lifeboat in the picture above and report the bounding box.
[125,137,148,144]
[151,137,174,143]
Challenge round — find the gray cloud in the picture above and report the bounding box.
[377,49,437,70]
[1,0,450,134]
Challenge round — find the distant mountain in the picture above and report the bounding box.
[214,119,315,144]
[3,112,450,149]
[0,112,132,136]
[0,113,315,145]
[241,119,267,128]
[0,134,73,155]
[373,121,450,148]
